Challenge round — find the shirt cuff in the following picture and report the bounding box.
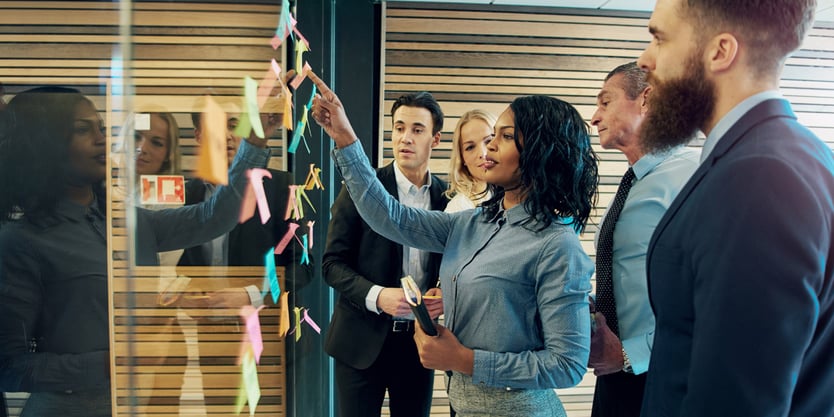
[471,349,495,387]
[245,285,263,308]
[621,335,651,375]
[237,136,272,168]
[365,285,384,314]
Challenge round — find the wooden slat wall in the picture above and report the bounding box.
[0,0,288,172]
[0,2,289,416]
[382,3,834,417]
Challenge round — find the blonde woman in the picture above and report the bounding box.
[444,109,496,213]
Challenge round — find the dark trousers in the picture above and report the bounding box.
[334,329,433,417]
[591,371,647,417]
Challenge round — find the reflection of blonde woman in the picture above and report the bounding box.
[113,109,181,205]
[114,110,184,266]
[134,111,181,176]
[444,109,496,213]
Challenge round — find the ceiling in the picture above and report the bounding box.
[397,0,834,22]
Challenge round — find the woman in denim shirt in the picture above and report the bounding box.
[310,72,598,417]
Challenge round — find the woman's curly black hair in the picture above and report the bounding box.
[483,95,599,233]
[0,86,93,223]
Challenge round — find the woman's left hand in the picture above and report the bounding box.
[414,323,474,375]
[423,287,444,319]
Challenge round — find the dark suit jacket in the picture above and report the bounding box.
[322,163,447,369]
[642,99,834,417]
[178,169,311,289]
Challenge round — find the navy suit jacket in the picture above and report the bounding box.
[642,99,834,416]
[322,163,447,369]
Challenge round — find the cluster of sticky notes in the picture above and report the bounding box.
[229,3,326,415]
[288,85,317,154]
[290,307,322,342]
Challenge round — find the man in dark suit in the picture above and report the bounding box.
[323,92,447,417]
[636,1,834,416]
[179,109,310,304]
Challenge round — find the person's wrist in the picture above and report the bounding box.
[244,134,269,148]
[622,347,634,374]
[334,134,358,149]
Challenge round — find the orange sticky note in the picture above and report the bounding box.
[195,95,229,185]
[278,291,290,337]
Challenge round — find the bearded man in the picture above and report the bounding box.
[637,1,834,416]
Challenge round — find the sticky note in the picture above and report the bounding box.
[302,308,321,334]
[289,61,311,90]
[248,168,273,224]
[241,349,261,416]
[244,76,265,139]
[293,307,302,342]
[265,247,280,303]
[274,222,300,255]
[240,305,266,363]
[134,113,150,130]
[279,291,290,337]
[195,95,229,185]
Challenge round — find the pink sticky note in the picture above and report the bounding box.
[271,59,282,78]
[257,68,278,109]
[289,61,311,90]
[302,308,321,334]
[274,222,300,254]
[284,185,298,220]
[270,34,282,50]
[248,168,272,224]
[240,305,266,363]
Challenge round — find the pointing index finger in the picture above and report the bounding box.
[306,70,333,99]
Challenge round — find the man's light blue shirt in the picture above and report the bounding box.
[595,145,699,374]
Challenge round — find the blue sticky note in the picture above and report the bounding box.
[264,248,280,303]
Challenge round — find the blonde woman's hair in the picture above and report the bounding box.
[445,109,496,200]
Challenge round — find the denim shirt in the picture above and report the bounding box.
[333,141,593,390]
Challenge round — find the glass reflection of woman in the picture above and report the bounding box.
[310,70,598,417]
[118,110,185,265]
[135,111,181,177]
[0,87,273,417]
[444,109,497,213]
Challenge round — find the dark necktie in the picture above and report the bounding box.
[596,168,635,336]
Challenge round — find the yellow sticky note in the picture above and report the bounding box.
[244,76,265,139]
[195,95,229,185]
[241,349,261,416]
[282,89,293,131]
[293,306,302,342]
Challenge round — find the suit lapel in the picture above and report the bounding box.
[647,99,795,265]
[378,164,403,272]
